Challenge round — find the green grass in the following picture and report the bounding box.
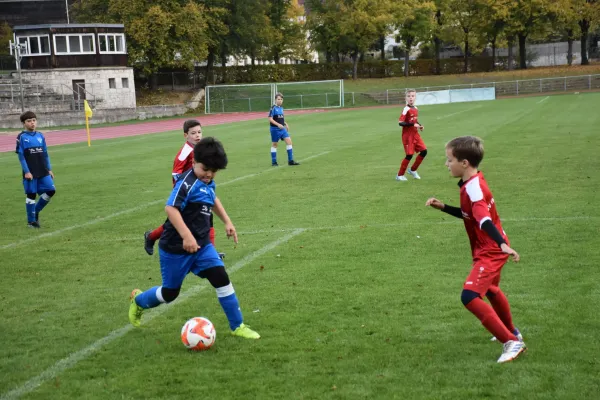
[1,93,599,399]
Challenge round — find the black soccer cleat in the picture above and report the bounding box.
[288,160,300,166]
[35,212,39,222]
[272,162,279,167]
[27,221,40,229]
[218,252,225,260]
[144,231,155,256]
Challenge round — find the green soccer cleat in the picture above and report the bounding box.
[231,323,260,339]
[128,289,144,327]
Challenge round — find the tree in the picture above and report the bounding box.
[478,0,511,69]
[73,0,210,88]
[0,22,12,56]
[445,0,484,72]
[306,0,343,63]
[575,0,600,65]
[268,0,308,64]
[507,0,549,69]
[395,1,435,76]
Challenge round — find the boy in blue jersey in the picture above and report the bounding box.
[129,137,260,340]
[268,92,300,166]
[15,111,56,228]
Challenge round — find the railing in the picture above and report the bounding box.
[0,82,98,111]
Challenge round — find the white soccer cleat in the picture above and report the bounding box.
[497,340,526,363]
[407,169,421,180]
[396,175,408,181]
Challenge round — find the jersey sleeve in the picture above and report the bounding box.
[15,134,30,173]
[172,144,193,178]
[42,134,52,170]
[166,171,193,208]
[399,106,410,123]
[268,106,274,118]
[465,178,492,228]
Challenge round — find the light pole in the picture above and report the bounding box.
[66,0,70,24]
[9,41,26,112]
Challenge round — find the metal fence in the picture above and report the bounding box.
[0,82,97,112]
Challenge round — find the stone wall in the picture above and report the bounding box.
[20,67,136,109]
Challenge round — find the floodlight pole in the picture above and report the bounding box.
[10,42,25,112]
[66,0,70,24]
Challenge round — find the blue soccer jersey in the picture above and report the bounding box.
[15,131,51,178]
[269,105,285,128]
[159,169,216,254]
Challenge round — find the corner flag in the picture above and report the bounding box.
[84,100,93,146]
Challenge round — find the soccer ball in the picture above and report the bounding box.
[181,317,216,351]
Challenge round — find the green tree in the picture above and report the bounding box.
[395,0,435,76]
[507,0,549,69]
[478,0,511,69]
[445,0,485,72]
[575,0,600,64]
[0,22,13,57]
[268,0,308,63]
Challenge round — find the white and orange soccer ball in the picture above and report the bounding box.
[181,317,216,351]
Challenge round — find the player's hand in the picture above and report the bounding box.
[48,170,55,179]
[418,125,424,131]
[414,123,422,129]
[183,234,200,253]
[500,243,520,262]
[224,223,238,244]
[278,124,284,129]
[425,197,445,210]
[24,172,33,180]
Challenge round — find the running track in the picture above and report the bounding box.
[0,109,329,153]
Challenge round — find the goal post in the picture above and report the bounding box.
[205,79,344,114]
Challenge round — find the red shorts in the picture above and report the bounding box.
[402,133,426,155]
[463,258,507,296]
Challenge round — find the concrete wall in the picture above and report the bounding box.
[20,67,136,109]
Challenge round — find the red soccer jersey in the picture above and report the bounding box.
[399,105,419,135]
[172,142,194,185]
[459,171,509,263]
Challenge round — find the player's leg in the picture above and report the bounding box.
[144,225,165,255]
[34,175,56,224]
[408,137,427,179]
[23,178,39,227]
[283,135,299,166]
[397,135,413,181]
[486,284,523,342]
[194,245,260,339]
[128,249,191,327]
[270,128,279,166]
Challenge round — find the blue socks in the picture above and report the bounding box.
[286,145,294,162]
[35,193,50,215]
[271,147,277,164]
[135,286,164,309]
[216,284,243,330]
[26,198,36,222]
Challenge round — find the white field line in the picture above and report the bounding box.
[436,105,482,120]
[0,229,305,400]
[0,152,330,251]
[537,96,550,104]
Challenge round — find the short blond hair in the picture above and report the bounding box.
[446,136,485,167]
[275,92,283,99]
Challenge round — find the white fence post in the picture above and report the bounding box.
[352,92,355,105]
[325,92,328,107]
[248,98,251,112]
[300,94,303,108]
[564,77,567,91]
[589,75,592,90]
[516,80,519,95]
[386,89,389,104]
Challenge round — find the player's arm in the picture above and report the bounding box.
[426,198,463,219]
[212,197,238,243]
[471,200,520,261]
[268,116,284,129]
[15,135,32,179]
[42,135,54,178]
[165,205,199,253]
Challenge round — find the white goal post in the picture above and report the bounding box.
[205,79,344,114]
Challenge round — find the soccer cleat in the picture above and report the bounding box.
[27,221,40,228]
[407,169,421,180]
[288,160,300,166]
[491,328,523,342]
[218,252,225,260]
[396,175,408,181]
[231,323,260,339]
[272,162,279,167]
[128,289,144,327]
[144,231,155,256]
[497,340,526,363]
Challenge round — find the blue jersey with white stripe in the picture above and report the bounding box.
[158,169,217,254]
[269,105,285,128]
[15,131,51,178]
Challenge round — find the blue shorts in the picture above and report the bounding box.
[23,175,55,195]
[270,128,290,143]
[159,243,225,289]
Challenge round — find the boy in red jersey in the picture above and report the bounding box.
[397,89,427,181]
[144,120,221,258]
[426,136,526,363]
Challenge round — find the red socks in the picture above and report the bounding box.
[465,297,518,343]
[486,288,516,333]
[410,155,425,171]
[398,159,410,176]
[148,225,164,241]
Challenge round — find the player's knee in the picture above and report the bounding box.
[461,289,480,306]
[203,266,230,288]
[485,286,499,298]
[46,190,55,198]
[161,287,180,303]
[405,154,413,161]
[419,149,428,158]
[26,193,36,200]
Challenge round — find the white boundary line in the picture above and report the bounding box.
[436,105,482,120]
[0,229,305,400]
[0,152,330,251]
[537,96,550,104]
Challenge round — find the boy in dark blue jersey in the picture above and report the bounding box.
[15,111,56,228]
[268,92,300,166]
[129,137,260,340]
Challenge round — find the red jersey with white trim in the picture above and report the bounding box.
[172,142,194,185]
[399,105,419,135]
[459,171,509,262]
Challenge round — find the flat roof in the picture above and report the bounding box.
[13,24,125,30]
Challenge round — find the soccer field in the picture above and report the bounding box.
[1,93,599,399]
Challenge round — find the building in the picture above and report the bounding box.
[8,23,135,112]
[0,0,70,26]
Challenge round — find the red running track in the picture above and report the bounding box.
[0,109,328,153]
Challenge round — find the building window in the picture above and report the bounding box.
[16,35,51,56]
[109,78,116,89]
[98,34,126,54]
[121,77,129,89]
[53,34,96,55]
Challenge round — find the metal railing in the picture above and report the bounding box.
[0,82,97,111]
